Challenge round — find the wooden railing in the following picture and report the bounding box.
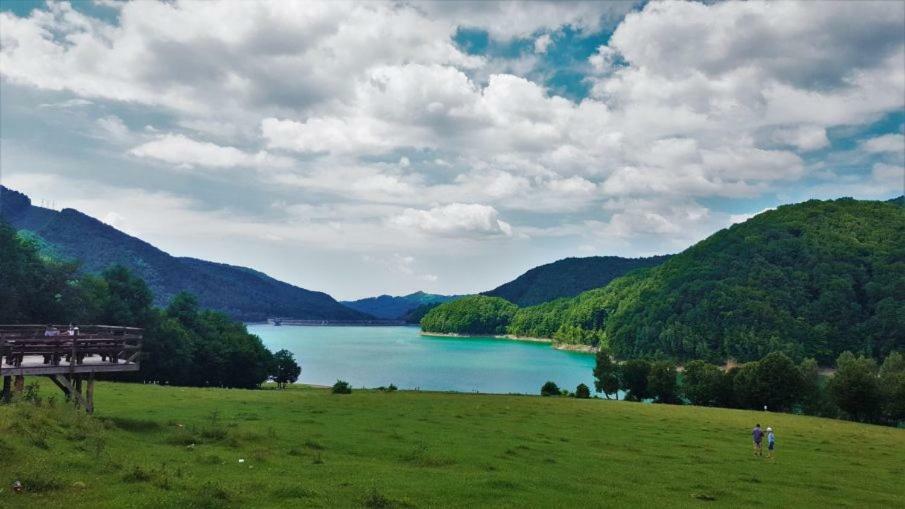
[0,325,142,369]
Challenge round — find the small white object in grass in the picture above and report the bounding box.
[238,459,245,463]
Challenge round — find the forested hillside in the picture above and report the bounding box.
[423,197,905,363]
[484,255,670,306]
[0,186,369,322]
[420,295,517,335]
[342,291,457,319]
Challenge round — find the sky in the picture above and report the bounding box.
[0,1,903,300]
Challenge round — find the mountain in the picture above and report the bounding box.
[483,255,671,306]
[0,186,371,322]
[424,197,905,363]
[341,291,458,320]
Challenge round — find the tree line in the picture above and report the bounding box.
[590,348,905,426]
[0,221,300,389]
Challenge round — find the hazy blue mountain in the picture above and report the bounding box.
[1,186,371,322]
[342,291,457,319]
[482,255,671,307]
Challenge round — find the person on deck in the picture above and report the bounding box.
[766,427,775,460]
[752,424,763,456]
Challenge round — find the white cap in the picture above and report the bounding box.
[766,427,772,431]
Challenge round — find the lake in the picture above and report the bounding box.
[249,324,598,394]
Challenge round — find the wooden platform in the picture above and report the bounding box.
[1,325,143,413]
[1,354,139,376]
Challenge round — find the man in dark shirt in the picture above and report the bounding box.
[752,424,763,456]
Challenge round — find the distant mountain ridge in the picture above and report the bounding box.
[0,186,371,322]
[482,255,671,306]
[341,291,457,319]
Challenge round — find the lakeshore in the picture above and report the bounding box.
[420,331,597,353]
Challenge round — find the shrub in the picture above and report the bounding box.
[575,383,591,399]
[540,381,561,397]
[332,380,352,394]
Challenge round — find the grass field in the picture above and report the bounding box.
[1,381,903,508]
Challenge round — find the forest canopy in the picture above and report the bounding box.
[422,198,905,363]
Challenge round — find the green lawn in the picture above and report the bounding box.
[1,381,903,508]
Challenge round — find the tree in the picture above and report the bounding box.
[540,381,561,397]
[754,352,804,412]
[102,265,153,326]
[732,353,803,411]
[620,359,651,401]
[272,349,302,389]
[733,361,761,409]
[799,357,837,417]
[648,361,678,404]
[879,351,905,424]
[575,383,591,399]
[682,360,723,406]
[593,348,620,399]
[716,367,739,408]
[828,351,881,423]
[332,380,352,394]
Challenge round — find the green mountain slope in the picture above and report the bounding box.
[483,255,670,306]
[0,186,371,322]
[424,197,905,363]
[341,291,457,319]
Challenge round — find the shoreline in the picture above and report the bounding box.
[420,331,597,354]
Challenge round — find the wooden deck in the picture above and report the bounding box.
[1,324,142,376]
[1,325,142,413]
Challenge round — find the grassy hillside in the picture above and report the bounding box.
[1,381,903,508]
[484,255,670,306]
[341,292,457,320]
[0,186,369,322]
[424,197,904,363]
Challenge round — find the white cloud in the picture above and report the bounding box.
[861,134,905,154]
[771,125,829,152]
[390,203,512,237]
[2,1,904,297]
[130,134,293,169]
[534,34,552,54]
[94,115,131,142]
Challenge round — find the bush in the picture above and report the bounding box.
[575,383,591,399]
[540,381,561,397]
[332,380,352,394]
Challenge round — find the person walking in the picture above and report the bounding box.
[752,424,763,456]
[766,427,775,460]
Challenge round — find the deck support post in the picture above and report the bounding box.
[13,375,24,394]
[86,373,95,414]
[47,374,88,410]
[74,376,83,409]
[2,376,10,403]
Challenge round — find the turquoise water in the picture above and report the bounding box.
[249,325,597,395]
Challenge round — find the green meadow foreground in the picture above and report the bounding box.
[2,382,903,508]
